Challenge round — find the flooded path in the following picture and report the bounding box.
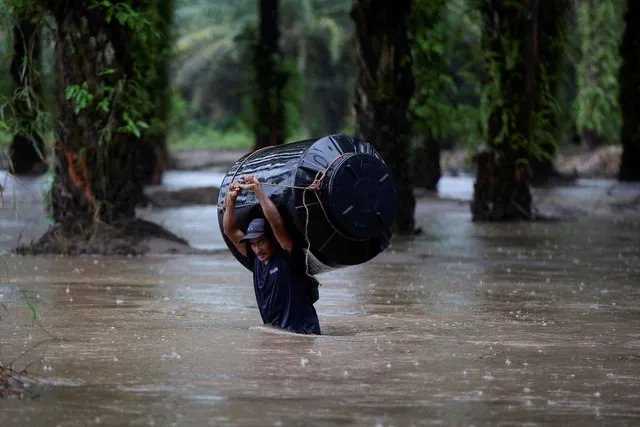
[1,169,640,425]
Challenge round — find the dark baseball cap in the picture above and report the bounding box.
[240,218,266,242]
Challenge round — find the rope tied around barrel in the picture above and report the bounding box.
[219,148,367,278]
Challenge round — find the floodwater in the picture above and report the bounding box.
[1,169,640,426]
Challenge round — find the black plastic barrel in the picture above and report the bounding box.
[217,134,397,274]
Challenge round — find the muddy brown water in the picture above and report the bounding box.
[1,170,640,426]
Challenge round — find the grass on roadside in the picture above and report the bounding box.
[3,124,314,153]
[168,124,312,151]
[168,126,253,151]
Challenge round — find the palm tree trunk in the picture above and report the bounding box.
[471,0,533,221]
[254,0,286,150]
[47,5,142,228]
[412,139,441,191]
[351,0,416,234]
[619,0,640,181]
[8,15,46,175]
[135,0,173,186]
[530,0,571,186]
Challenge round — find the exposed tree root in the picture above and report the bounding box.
[14,218,190,256]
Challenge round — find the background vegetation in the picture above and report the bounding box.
[0,0,628,154]
[0,0,636,240]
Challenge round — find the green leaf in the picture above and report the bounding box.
[96,99,110,112]
[21,288,42,325]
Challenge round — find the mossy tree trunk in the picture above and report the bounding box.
[471,0,534,221]
[8,14,46,175]
[253,0,286,150]
[47,4,142,229]
[618,0,640,182]
[351,0,416,234]
[529,0,571,186]
[135,0,174,186]
[408,0,448,191]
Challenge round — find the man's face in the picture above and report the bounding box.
[249,235,277,263]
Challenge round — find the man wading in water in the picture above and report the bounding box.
[223,174,321,335]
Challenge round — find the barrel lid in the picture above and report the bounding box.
[326,153,397,239]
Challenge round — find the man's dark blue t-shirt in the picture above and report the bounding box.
[244,241,321,335]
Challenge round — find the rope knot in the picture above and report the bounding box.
[306,182,320,191]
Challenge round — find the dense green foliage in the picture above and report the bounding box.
[170,0,351,146]
[0,2,51,150]
[409,0,454,145]
[574,0,626,144]
[0,0,169,148]
[0,0,634,157]
[409,0,482,148]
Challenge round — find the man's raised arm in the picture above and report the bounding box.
[240,175,293,253]
[223,182,248,257]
